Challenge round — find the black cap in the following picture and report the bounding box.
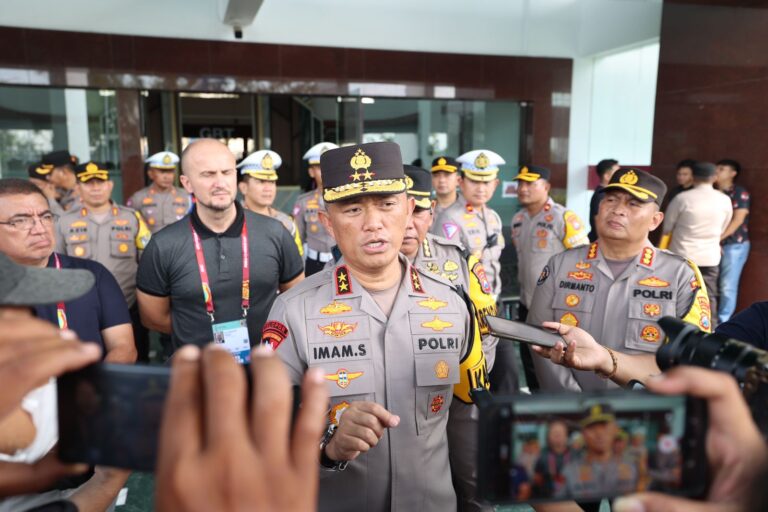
[580,403,616,428]
[42,150,77,168]
[0,253,94,306]
[513,165,551,182]
[604,168,667,206]
[404,165,432,210]
[430,156,459,174]
[27,162,52,179]
[75,161,110,182]
[320,142,406,203]
[692,161,716,178]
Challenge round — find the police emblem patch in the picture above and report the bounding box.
[643,304,661,317]
[544,214,554,222]
[443,260,459,272]
[422,316,453,332]
[325,369,364,389]
[560,312,579,327]
[261,320,289,350]
[537,239,548,249]
[118,243,129,253]
[74,246,85,256]
[640,325,660,343]
[430,394,445,414]
[537,265,550,286]
[565,294,580,307]
[443,222,459,239]
[418,297,448,311]
[637,276,670,288]
[567,271,593,281]
[320,300,353,315]
[472,261,493,294]
[575,261,591,270]
[434,360,450,379]
[318,321,357,338]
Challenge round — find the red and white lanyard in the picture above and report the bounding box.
[190,219,250,323]
[53,253,68,330]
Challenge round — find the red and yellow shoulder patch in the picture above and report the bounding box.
[261,320,289,351]
[410,267,425,294]
[335,266,352,295]
[639,247,655,267]
[587,242,599,260]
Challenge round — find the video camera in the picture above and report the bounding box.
[657,316,768,434]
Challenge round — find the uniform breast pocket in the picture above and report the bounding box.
[530,232,554,253]
[110,231,136,258]
[414,354,459,436]
[310,360,375,429]
[552,288,595,328]
[624,299,676,353]
[66,241,91,259]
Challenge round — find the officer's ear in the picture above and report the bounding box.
[649,205,664,232]
[319,209,334,239]
[407,195,416,216]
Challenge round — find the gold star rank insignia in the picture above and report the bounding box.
[335,266,353,295]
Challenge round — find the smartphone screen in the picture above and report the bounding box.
[478,391,708,504]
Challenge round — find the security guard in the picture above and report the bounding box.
[237,149,303,256]
[127,151,191,233]
[27,162,64,216]
[41,149,79,211]
[528,169,711,391]
[557,404,638,500]
[430,156,461,218]
[402,164,498,511]
[433,150,506,297]
[294,142,339,275]
[266,142,488,512]
[55,161,152,359]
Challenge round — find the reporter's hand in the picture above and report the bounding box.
[613,367,768,512]
[324,401,400,462]
[155,345,329,512]
[530,321,613,373]
[0,450,88,497]
[0,317,101,420]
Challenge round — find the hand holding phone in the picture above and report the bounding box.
[485,316,563,348]
[614,367,768,512]
[155,345,329,512]
[530,321,614,374]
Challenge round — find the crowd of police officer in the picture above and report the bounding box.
[1,139,766,512]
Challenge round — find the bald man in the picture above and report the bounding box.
[136,139,304,358]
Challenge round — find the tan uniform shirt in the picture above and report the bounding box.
[527,242,711,391]
[126,186,191,234]
[432,195,505,297]
[662,184,733,267]
[268,256,472,512]
[293,189,335,255]
[413,233,498,512]
[511,197,589,308]
[55,204,151,307]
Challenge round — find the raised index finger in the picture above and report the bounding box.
[353,402,400,428]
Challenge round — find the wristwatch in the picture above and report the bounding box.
[319,424,348,472]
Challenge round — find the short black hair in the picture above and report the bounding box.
[0,178,48,203]
[595,159,618,179]
[676,159,696,170]
[717,159,742,177]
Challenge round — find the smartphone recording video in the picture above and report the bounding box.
[477,390,708,504]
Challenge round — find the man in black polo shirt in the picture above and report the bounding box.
[136,139,304,359]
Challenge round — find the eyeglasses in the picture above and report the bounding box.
[0,212,58,231]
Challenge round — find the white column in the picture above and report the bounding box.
[565,57,595,225]
[64,89,91,162]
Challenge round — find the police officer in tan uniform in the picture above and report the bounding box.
[237,149,303,257]
[509,165,588,391]
[41,149,80,211]
[556,404,638,500]
[27,162,64,216]
[55,161,152,360]
[430,156,461,219]
[127,151,191,234]
[433,150,505,297]
[401,164,498,511]
[294,142,339,275]
[528,169,711,391]
[265,142,488,512]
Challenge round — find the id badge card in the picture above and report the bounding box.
[211,319,251,363]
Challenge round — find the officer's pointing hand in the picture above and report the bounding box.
[531,321,613,374]
[325,401,400,462]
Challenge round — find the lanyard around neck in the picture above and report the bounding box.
[190,218,250,323]
[53,254,68,330]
